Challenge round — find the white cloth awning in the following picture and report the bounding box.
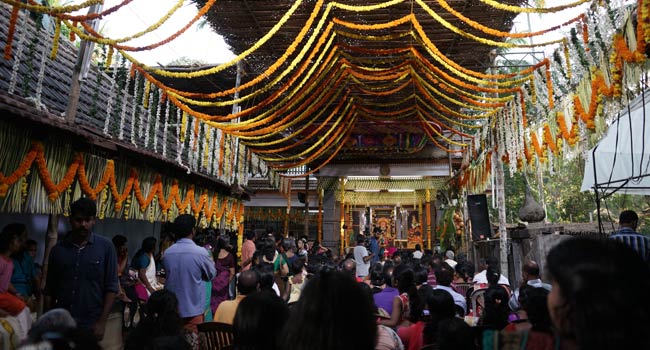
[582,90,650,195]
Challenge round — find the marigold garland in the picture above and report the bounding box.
[479,0,591,13]
[0,142,243,220]
[3,5,20,60]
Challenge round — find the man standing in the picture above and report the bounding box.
[369,229,380,265]
[213,269,259,324]
[508,260,551,311]
[353,235,373,279]
[610,210,650,263]
[240,230,257,271]
[164,214,216,334]
[45,197,118,340]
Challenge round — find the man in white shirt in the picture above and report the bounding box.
[353,235,373,278]
[508,260,552,310]
[472,256,510,286]
[434,263,466,315]
[412,244,423,259]
[444,250,457,268]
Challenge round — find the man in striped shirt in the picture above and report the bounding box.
[610,210,650,264]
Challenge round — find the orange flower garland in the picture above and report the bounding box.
[543,123,559,155]
[4,5,20,60]
[556,111,578,145]
[530,131,546,161]
[0,142,243,221]
[545,62,554,110]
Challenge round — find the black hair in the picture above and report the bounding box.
[233,291,289,350]
[382,264,395,287]
[413,264,428,285]
[410,284,433,323]
[237,270,260,295]
[172,214,195,239]
[244,230,256,240]
[369,262,385,286]
[0,223,23,254]
[290,258,305,276]
[133,237,157,264]
[619,210,638,225]
[484,256,499,268]
[253,263,275,293]
[415,244,421,251]
[480,286,510,331]
[436,317,476,350]
[280,271,376,350]
[70,197,96,217]
[112,234,127,249]
[434,263,454,286]
[25,239,37,249]
[257,236,276,262]
[125,290,183,350]
[423,289,456,345]
[485,265,500,287]
[520,287,552,333]
[282,238,295,252]
[546,237,650,350]
[454,261,474,283]
[522,262,540,276]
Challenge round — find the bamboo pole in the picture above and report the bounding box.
[339,177,345,256]
[318,189,323,242]
[426,188,432,250]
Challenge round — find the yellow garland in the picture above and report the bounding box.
[50,19,61,59]
[0,0,102,14]
[478,0,592,13]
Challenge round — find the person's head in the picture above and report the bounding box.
[340,258,356,278]
[280,270,376,350]
[26,239,37,258]
[520,287,552,333]
[382,264,395,287]
[481,286,510,330]
[259,236,276,262]
[369,262,385,286]
[445,250,455,261]
[244,230,256,241]
[619,210,639,230]
[173,214,196,240]
[415,244,422,252]
[282,238,295,253]
[69,197,97,235]
[423,289,456,345]
[290,258,305,277]
[454,262,474,283]
[546,237,650,350]
[414,264,429,286]
[238,269,260,295]
[234,291,289,350]
[0,223,24,255]
[522,260,540,281]
[356,234,366,245]
[436,317,476,350]
[27,308,77,343]
[434,263,455,287]
[215,236,228,253]
[138,237,157,256]
[485,256,499,269]
[485,265,500,287]
[142,289,182,331]
[393,264,416,294]
[392,250,402,265]
[126,290,184,350]
[112,234,128,257]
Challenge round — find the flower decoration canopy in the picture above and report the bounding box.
[151,0,572,173]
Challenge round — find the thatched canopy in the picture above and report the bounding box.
[188,0,526,167]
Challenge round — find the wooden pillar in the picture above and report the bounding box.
[237,202,244,260]
[284,179,291,237]
[318,188,323,242]
[339,177,345,256]
[494,151,509,279]
[304,172,310,237]
[40,214,59,315]
[65,4,102,123]
[426,188,432,250]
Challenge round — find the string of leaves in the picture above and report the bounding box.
[148,87,160,149]
[89,45,107,119]
[570,28,590,71]
[110,55,127,136]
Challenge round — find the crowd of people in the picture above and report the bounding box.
[0,199,649,350]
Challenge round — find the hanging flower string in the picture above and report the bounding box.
[0,142,243,219]
[3,5,20,60]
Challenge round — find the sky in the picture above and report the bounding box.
[86,0,631,66]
